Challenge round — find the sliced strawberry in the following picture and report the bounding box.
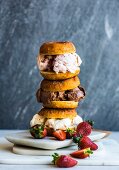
[30,124,47,139]
[53,130,66,141]
[76,120,94,136]
[78,136,98,150]
[70,148,93,159]
[52,153,77,168]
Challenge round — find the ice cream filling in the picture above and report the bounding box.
[30,114,83,130]
[36,86,85,104]
[37,53,82,73]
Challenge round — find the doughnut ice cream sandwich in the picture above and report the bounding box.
[36,76,85,108]
[37,41,82,80]
[30,108,83,135]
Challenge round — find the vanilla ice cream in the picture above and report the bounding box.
[45,118,72,130]
[30,114,83,130]
[30,114,45,127]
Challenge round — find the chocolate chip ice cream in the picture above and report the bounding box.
[36,86,85,104]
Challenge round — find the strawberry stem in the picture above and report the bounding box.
[73,134,82,143]
[87,120,94,127]
[52,153,59,164]
[66,128,74,133]
[84,148,93,154]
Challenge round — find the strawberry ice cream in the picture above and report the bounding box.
[37,53,82,73]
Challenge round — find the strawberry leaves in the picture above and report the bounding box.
[30,124,47,139]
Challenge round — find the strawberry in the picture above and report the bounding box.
[76,120,94,136]
[78,136,98,150]
[70,148,93,159]
[53,130,66,141]
[66,128,76,139]
[30,124,47,139]
[52,153,77,168]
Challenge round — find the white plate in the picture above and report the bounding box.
[6,130,107,150]
[13,142,105,156]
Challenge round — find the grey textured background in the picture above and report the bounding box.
[0,0,119,130]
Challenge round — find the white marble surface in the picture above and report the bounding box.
[0,130,119,170]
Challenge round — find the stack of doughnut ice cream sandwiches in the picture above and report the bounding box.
[30,41,86,136]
